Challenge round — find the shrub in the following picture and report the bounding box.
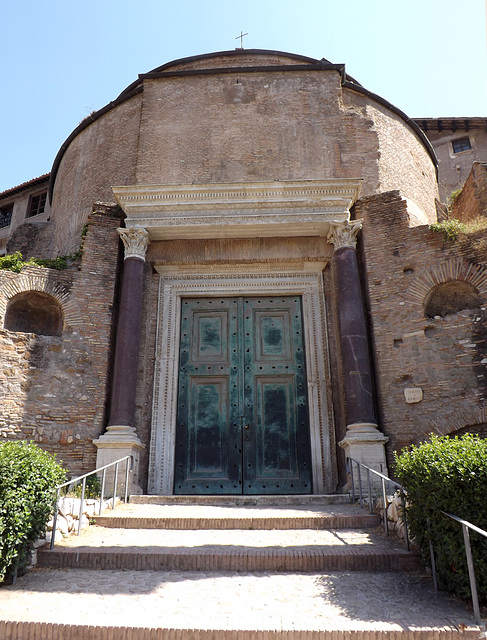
[0,441,66,582]
[394,434,487,602]
[429,218,467,242]
[0,249,83,273]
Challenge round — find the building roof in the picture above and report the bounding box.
[18,49,437,200]
[0,173,50,201]
[414,117,487,133]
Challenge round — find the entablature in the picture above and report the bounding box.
[112,179,363,241]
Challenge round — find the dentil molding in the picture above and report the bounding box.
[112,179,363,241]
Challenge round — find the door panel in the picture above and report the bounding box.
[174,296,312,494]
[243,297,311,494]
[175,298,241,494]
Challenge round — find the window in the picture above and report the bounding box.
[0,204,13,229]
[27,191,47,218]
[451,137,471,154]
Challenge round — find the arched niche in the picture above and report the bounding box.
[424,280,481,318]
[4,291,64,336]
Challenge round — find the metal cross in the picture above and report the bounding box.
[235,31,248,49]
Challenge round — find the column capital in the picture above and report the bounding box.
[327,219,363,251]
[118,225,150,261]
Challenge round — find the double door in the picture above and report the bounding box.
[174,296,312,494]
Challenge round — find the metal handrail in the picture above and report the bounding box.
[347,457,486,626]
[50,455,133,549]
[440,512,487,626]
[347,456,409,550]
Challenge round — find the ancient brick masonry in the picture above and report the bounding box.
[451,161,487,223]
[0,204,122,476]
[356,191,487,466]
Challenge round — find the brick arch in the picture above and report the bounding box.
[426,405,487,438]
[5,291,63,336]
[406,258,487,308]
[0,268,84,329]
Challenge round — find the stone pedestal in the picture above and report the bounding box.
[93,426,144,496]
[338,423,388,476]
[94,226,149,495]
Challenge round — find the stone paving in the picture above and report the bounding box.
[54,525,378,550]
[0,500,483,639]
[0,568,480,632]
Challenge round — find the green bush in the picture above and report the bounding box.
[395,434,487,602]
[429,218,467,242]
[0,441,66,582]
[0,249,83,273]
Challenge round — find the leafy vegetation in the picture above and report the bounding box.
[429,219,467,242]
[447,188,463,209]
[64,474,101,499]
[395,434,487,603]
[0,441,66,582]
[0,249,82,273]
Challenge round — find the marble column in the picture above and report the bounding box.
[327,219,388,476]
[94,225,150,494]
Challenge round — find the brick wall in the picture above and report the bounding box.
[49,54,438,259]
[0,204,122,476]
[355,191,487,468]
[50,96,142,256]
[451,162,487,222]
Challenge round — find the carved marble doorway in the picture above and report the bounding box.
[148,263,334,495]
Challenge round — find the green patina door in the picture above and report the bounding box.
[174,296,312,494]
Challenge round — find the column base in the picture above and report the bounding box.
[339,422,389,490]
[93,426,144,496]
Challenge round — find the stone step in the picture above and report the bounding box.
[39,545,419,572]
[39,525,419,572]
[0,569,480,640]
[130,494,352,506]
[90,502,379,530]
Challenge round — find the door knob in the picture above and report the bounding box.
[244,424,250,430]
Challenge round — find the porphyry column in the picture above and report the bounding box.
[327,219,388,476]
[94,225,150,494]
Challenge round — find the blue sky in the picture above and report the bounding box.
[1,0,486,192]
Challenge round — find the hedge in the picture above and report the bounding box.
[394,434,487,603]
[0,441,66,582]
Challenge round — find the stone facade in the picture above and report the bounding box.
[416,118,487,204]
[0,205,122,476]
[356,191,487,464]
[0,175,51,257]
[451,161,487,222]
[0,50,485,493]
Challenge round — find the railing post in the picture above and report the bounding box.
[349,459,356,503]
[124,457,130,503]
[50,487,61,550]
[428,529,438,591]
[381,476,388,538]
[112,462,119,509]
[77,477,87,536]
[357,461,364,508]
[462,523,481,625]
[366,467,373,514]
[400,492,410,551]
[100,469,106,515]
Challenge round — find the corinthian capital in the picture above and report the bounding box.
[118,225,150,261]
[327,219,363,250]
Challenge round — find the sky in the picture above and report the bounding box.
[1,0,486,193]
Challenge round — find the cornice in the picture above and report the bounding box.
[112,179,363,241]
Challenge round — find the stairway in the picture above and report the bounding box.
[0,496,482,639]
